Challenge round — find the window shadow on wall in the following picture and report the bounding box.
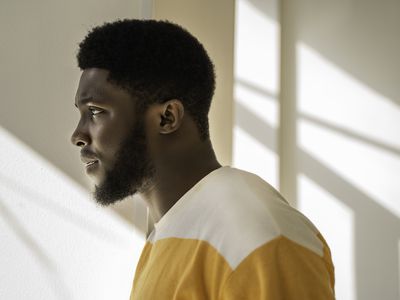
[237,1,400,299]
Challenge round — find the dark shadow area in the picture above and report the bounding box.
[279,1,298,207]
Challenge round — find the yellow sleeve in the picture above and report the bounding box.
[219,236,335,300]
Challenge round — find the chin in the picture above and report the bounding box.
[87,165,107,185]
[90,173,103,184]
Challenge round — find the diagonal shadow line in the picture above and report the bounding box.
[235,103,400,225]
[298,39,400,109]
[236,77,278,100]
[0,199,55,270]
[235,101,277,153]
[0,198,72,300]
[237,3,399,297]
[246,0,400,108]
[0,172,135,247]
[236,102,400,297]
[298,149,400,300]
[245,0,278,22]
[300,113,400,157]
[298,149,400,230]
[236,79,400,158]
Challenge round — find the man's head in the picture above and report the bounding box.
[77,19,215,139]
[71,19,216,205]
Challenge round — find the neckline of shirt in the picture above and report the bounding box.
[152,165,231,234]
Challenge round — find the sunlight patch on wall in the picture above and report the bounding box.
[296,41,400,300]
[233,0,279,186]
[298,174,355,300]
[0,126,144,300]
[299,118,400,218]
[234,126,278,185]
[297,42,400,219]
[297,43,400,150]
[235,79,278,126]
[234,0,279,92]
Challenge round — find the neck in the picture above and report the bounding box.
[140,139,221,224]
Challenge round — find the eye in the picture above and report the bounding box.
[88,107,103,116]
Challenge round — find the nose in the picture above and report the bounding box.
[70,119,90,147]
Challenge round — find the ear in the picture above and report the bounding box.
[159,99,185,134]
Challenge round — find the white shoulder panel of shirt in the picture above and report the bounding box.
[150,166,324,270]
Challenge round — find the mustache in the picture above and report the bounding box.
[80,148,98,160]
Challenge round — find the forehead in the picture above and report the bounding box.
[75,68,134,108]
[76,68,109,99]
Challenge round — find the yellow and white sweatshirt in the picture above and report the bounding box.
[130,166,335,299]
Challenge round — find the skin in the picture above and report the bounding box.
[71,68,221,224]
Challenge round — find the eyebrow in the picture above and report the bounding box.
[74,96,93,108]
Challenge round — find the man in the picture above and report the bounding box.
[71,19,335,299]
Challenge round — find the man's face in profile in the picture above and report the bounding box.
[71,68,154,205]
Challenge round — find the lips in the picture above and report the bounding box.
[84,159,99,175]
[80,155,99,166]
[85,160,98,167]
[80,150,100,175]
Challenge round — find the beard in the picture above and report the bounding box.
[93,116,155,206]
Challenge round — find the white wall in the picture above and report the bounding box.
[0,1,147,299]
[280,1,400,299]
[235,0,400,299]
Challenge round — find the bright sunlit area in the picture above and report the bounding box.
[0,126,144,299]
[233,0,280,187]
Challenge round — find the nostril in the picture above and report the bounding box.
[71,123,90,147]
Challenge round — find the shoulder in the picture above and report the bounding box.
[154,167,325,269]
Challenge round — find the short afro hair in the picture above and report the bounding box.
[77,19,216,140]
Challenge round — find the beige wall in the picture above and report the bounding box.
[0,0,143,189]
[0,0,235,235]
[153,0,235,166]
[0,0,151,227]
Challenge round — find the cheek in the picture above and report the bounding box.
[92,124,126,160]
[142,112,160,155]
